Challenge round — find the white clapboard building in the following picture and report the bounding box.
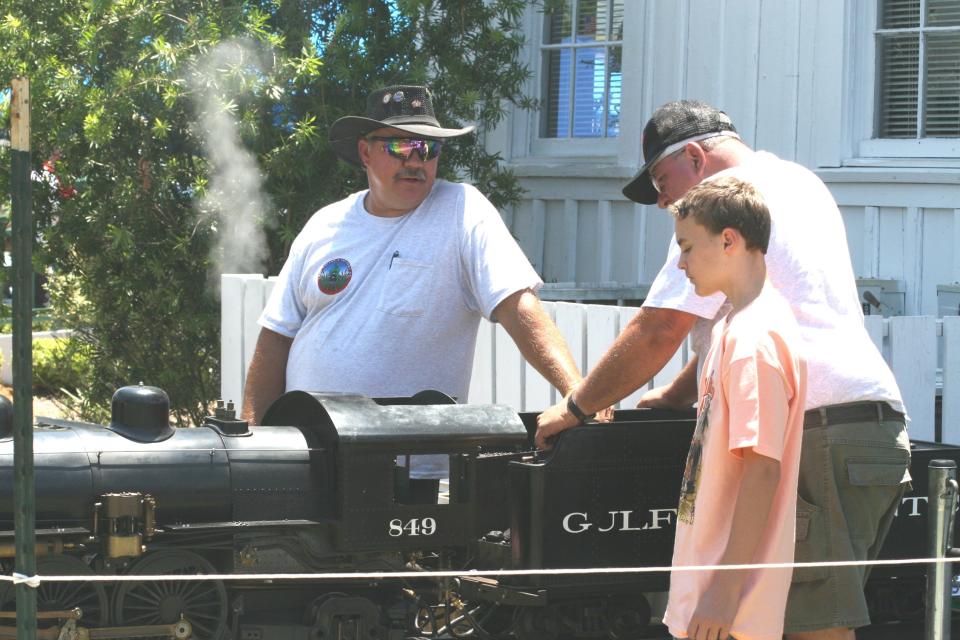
[483,0,960,316]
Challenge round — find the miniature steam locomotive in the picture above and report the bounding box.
[0,385,950,639]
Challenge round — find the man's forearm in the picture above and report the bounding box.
[241,329,293,424]
[496,290,582,396]
[242,370,285,425]
[648,355,700,408]
[574,306,697,413]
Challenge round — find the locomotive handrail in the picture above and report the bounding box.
[926,460,958,640]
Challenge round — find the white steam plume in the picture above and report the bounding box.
[189,38,274,285]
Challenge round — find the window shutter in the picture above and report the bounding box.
[878,34,920,138]
[926,0,960,26]
[881,0,920,28]
[924,33,960,137]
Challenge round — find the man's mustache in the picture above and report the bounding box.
[394,168,427,181]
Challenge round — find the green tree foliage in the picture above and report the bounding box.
[0,0,533,425]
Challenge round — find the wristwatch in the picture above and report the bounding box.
[566,392,596,425]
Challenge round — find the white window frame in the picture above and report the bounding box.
[519,0,640,159]
[850,0,960,162]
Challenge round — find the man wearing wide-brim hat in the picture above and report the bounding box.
[242,85,582,459]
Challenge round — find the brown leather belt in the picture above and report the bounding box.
[803,401,904,429]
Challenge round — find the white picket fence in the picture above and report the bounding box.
[221,274,960,445]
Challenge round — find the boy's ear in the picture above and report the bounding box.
[721,227,739,251]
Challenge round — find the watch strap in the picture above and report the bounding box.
[567,393,596,425]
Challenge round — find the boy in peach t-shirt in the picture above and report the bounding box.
[663,177,807,640]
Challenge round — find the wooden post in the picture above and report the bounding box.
[10,76,37,640]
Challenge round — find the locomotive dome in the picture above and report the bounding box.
[109,383,174,442]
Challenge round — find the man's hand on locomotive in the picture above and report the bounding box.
[535,387,613,450]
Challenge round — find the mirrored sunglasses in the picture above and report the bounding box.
[369,137,443,161]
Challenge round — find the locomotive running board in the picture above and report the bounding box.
[0,527,89,538]
[458,576,548,606]
[164,518,325,531]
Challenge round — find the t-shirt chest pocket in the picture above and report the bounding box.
[377,258,434,317]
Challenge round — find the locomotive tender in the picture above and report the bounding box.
[0,385,952,639]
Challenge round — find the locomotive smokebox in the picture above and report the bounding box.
[109,384,174,442]
[0,395,10,439]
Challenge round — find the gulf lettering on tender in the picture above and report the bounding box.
[562,509,677,534]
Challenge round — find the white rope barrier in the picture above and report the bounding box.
[10,572,41,587]
[3,555,959,586]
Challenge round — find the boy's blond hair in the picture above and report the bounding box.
[670,177,771,253]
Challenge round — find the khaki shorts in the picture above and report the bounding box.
[784,408,911,633]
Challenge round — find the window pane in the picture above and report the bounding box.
[573,47,606,137]
[576,1,625,43]
[878,34,919,137]
[924,33,960,136]
[609,0,624,41]
[608,67,622,137]
[881,0,920,28]
[544,0,573,44]
[542,49,570,137]
[540,0,623,140]
[577,0,601,41]
[927,0,960,26]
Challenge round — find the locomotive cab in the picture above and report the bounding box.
[261,390,529,552]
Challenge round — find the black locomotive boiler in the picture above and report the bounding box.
[0,385,953,639]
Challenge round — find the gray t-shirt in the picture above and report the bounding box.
[259,179,542,403]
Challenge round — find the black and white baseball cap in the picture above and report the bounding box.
[622,100,740,204]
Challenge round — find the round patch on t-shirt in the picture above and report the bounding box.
[317,258,352,295]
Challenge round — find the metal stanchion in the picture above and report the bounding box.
[926,459,958,640]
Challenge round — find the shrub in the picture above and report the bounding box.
[32,335,92,396]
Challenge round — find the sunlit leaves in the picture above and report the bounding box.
[290,44,322,81]
[83,106,115,147]
[152,117,170,139]
[291,115,319,145]
[1,14,23,33]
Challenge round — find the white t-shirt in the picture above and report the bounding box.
[643,151,905,414]
[260,179,542,403]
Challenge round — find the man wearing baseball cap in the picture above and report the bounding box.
[537,100,910,640]
[243,85,582,454]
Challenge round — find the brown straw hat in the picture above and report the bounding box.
[329,85,475,166]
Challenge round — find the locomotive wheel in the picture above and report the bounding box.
[111,549,228,640]
[606,595,651,639]
[515,606,560,640]
[0,555,110,627]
